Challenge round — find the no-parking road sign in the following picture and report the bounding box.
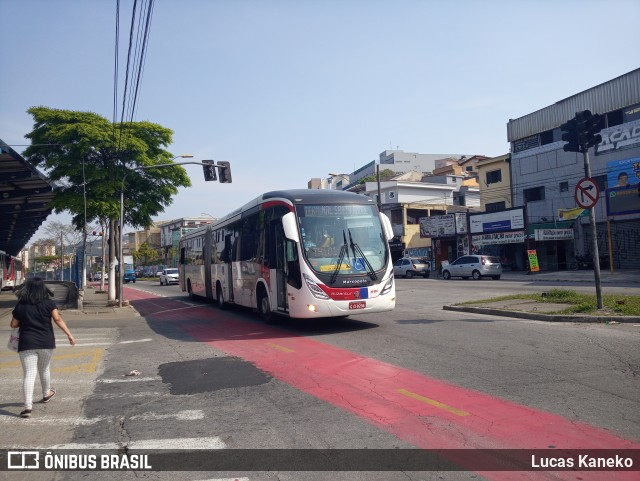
[575,177,600,209]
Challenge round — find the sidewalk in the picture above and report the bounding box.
[0,285,139,324]
[499,268,640,284]
[444,269,640,323]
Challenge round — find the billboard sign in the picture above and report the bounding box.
[605,157,640,189]
[420,213,468,238]
[469,208,524,234]
[472,231,525,246]
[606,185,640,216]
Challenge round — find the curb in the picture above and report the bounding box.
[443,305,640,324]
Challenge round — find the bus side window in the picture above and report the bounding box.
[180,247,186,265]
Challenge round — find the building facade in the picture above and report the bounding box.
[507,68,640,270]
[476,154,513,212]
[158,217,216,267]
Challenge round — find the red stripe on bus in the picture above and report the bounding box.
[261,200,294,211]
[317,284,363,300]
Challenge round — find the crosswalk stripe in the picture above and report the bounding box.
[40,437,226,450]
[0,410,205,425]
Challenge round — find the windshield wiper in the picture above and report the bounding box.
[330,231,349,285]
[348,230,378,281]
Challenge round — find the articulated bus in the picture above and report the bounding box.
[179,189,396,320]
[1,251,24,291]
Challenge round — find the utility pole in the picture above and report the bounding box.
[60,231,64,281]
[560,110,604,309]
[376,164,382,211]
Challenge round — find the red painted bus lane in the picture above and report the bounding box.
[127,289,639,479]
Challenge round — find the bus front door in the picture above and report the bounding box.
[274,223,288,312]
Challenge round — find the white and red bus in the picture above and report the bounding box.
[1,251,25,291]
[179,189,396,320]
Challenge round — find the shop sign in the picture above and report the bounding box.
[388,238,404,250]
[472,231,524,246]
[420,214,455,237]
[557,207,587,221]
[470,208,524,234]
[534,229,574,241]
[528,250,540,272]
[455,213,468,234]
[606,184,640,216]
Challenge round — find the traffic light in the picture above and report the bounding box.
[561,110,604,153]
[91,230,103,236]
[202,159,217,182]
[560,118,580,153]
[217,161,232,183]
[582,111,604,149]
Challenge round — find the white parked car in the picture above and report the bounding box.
[393,257,431,278]
[159,268,179,286]
[442,255,502,280]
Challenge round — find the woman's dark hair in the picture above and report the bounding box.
[16,277,54,304]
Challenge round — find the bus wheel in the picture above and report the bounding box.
[216,284,226,310]
[258,291,274,324]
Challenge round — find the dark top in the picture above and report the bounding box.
[12,300,58,351]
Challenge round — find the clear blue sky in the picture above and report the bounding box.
[1,0,639,242]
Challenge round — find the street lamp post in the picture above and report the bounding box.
[117,154,193,307]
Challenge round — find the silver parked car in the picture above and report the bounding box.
[442,255,502,280]
[393,257,431,279]
[159,268,179,285]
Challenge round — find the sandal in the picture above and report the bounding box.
[20,409,32,418]
[41,388,56,403]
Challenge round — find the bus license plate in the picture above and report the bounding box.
[349,301,366,310]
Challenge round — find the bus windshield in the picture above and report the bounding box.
[297,203,388,277]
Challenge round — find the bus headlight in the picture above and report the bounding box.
[381,277,394,295]
[303,273,330,300]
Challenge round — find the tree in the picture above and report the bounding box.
[23,107,192,299]
[133,242,159,266]
[24,108,191,229]
[358,169,396,184]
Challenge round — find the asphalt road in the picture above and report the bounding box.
[2,277,638,481]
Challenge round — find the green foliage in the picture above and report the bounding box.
[358,169,396,184]
[457,289,640,316]
[133,242,159,265]
[35,255,58,265]
[23,107,192,230]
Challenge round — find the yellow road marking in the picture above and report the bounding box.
[397,388,469,417]
[266,342,295,353]
[0,349,104,374]
[53,349,103,373]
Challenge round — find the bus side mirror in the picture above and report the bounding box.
[282,212,300,243]
[379,212,393,241]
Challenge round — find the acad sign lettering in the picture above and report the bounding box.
[596,119,640,155]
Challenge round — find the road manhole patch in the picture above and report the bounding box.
[158,357,271,395]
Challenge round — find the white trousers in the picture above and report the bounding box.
[18,349,53,409]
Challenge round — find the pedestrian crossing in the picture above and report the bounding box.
[2,326,253,479]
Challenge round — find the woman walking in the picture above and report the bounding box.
[10,277,75,418]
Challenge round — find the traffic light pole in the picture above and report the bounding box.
[118,160,231,307]
[581,149,604,309]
